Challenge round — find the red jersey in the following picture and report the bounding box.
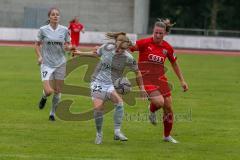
[136,37,176,65]
[134,37,177,97]
[68,22,84,46]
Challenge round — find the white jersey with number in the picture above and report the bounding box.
[37,24,70,67]
[91,43,138,85]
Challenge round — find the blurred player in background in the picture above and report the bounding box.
[130,18,188,143]
[68,16,85,48]
[34,7,72,121]
[72,32,146,144]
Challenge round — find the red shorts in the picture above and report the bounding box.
[71,35,80,47]
[143,76,172,97]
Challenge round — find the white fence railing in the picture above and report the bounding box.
[0,27,240,51]
[171,28,240,37]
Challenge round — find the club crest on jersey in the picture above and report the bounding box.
[162,49,168,55]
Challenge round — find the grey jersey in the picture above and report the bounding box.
[92,43,138,85]
[37,24,70,67]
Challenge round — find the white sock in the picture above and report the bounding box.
[94,109,103,134]
[114,103,124,132]
[114,129,120,134]
[164,136,172,140]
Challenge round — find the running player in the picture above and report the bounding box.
[34,7,72,121]
[73,32,146,144]
[131,18,189,143]
[68,16,84,48]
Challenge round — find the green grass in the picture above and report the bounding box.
[0,46,239,160]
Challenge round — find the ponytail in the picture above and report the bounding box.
[155,18,176,33]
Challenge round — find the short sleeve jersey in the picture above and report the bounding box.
[69,22,84,36]
[37,24,70,67]
[136,37,177,64]
[92,43,138,85]
[135,37,177,77]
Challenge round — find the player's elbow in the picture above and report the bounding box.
[34,41,41,49]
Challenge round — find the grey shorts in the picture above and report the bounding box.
[90,81,115,101]
[40,63,66,81]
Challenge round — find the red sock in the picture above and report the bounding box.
[163,112,173,137]
[149,102,160,112]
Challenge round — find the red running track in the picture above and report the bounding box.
[0,41,239,56]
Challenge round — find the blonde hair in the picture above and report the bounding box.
[106,32,126,40]
[154,18,176,33]
[105,32,133,46]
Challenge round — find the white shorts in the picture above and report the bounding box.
[40,63,66,81]
[90,81,115,101]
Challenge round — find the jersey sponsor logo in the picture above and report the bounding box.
[148,54,164,63]
[47,41,63,45]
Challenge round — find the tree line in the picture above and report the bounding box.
[150,0,239,31]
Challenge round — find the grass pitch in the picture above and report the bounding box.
[0,46,239,160]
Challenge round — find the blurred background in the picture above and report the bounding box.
[0,0,239,51]
[0,0,239,36]
[0,1,240,159]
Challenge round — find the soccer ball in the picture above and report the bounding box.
[114,77,132,95]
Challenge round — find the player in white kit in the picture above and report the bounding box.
[73,32,146,144]
[34,7,72,121]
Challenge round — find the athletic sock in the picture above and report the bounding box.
[114,103,124,133]
[163,112,174,137]
[50,93,61,116]
[94,109,103,134]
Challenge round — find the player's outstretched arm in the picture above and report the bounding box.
[129,44,139,53]
[72,50,98,57]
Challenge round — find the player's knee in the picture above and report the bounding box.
[54,88,62,94]
[155,99,164,108]
[159,100,165,108]
[54,90,61,94]
[44,88,54,96]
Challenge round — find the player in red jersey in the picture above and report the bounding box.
[68,16,85,47]
[131,18,188,143]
